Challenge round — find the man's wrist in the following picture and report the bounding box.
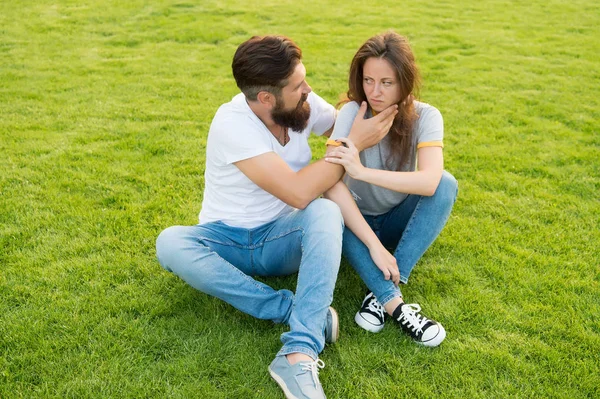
[348,131,364,151]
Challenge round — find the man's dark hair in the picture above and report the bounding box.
[232,35,302,100]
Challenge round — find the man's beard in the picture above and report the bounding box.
[271,93,311,132]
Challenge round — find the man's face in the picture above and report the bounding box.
[271,62,312,132]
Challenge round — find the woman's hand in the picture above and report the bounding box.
[368,243,400,286]
[324,138,365,179]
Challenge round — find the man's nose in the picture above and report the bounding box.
[304,82,312,94]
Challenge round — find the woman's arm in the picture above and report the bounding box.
[323,181,400,285]
[325,138,444,197]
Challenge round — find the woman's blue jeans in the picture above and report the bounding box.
[343,171,458,306]
[155,199,343,360]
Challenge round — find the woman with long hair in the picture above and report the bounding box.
[324,31,458,347]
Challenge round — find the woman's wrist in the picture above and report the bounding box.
[364,234,384,251]
[354,166,370,182]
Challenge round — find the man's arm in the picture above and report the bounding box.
[235,154,343,209]
[235,103,398,209]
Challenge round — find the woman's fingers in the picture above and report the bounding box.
[382,270,391,280]
[324,156,344,165]
[391,269,400,286]
[325,148,353,161]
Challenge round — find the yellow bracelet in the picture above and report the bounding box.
[326,139,343,147]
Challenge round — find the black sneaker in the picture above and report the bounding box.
[354,291,385,333]
[392,303,446,347]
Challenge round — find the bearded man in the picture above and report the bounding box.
[156,35,396,399]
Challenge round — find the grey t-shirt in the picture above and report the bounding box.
[331,100,444,215]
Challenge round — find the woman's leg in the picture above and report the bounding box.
[342,225,402,307]
[348,171,457,345]
[379,170,458,284]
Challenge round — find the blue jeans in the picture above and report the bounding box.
[343,171,458,306]
[155,198,343,360]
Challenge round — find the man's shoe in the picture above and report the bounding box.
[392,303,446,347]
[354,291,385,333]
[324,306,339,344]
[269,355,327,399]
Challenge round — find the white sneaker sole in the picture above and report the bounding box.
[268,367,300,399]
[420,324,446,347]
[327,306,339,343]
[354,311,385,333]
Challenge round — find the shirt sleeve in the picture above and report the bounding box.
[416,105,444,149]
[307,92,336,136]
[210,113,273,166]
[330,101,360,140]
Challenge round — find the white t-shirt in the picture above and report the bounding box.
[199,92,336,228]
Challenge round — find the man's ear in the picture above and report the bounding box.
[257,91,275,108]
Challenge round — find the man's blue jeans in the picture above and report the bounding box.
[343,171,458,306]
[155,199,343,360]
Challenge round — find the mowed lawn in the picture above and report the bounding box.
[1,0,598,398]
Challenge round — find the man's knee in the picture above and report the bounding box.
[156,226,187,271]
[304,198,344,228]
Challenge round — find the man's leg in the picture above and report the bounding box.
[261,198,343,399]
[155,222,294,324]
[253,198,344,361]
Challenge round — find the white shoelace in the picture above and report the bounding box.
[300,359,325,387]
[399,304,429,334]
[367,296,385,317]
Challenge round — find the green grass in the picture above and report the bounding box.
[1,0,599,397]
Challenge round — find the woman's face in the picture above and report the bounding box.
[362,57,402,113]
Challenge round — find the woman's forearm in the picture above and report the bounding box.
[323,182,380,249]
[358,168,443,196]
[355,146,444,196]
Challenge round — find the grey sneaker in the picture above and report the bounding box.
[269,355,327,399]
[324,306,339,344]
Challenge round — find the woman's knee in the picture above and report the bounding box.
[434,171,458,204]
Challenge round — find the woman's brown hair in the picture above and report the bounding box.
[345,31,420,170]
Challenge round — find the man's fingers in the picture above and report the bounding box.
[380,113,397,128]
[374,104,398,121]
[354,101,368,120]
